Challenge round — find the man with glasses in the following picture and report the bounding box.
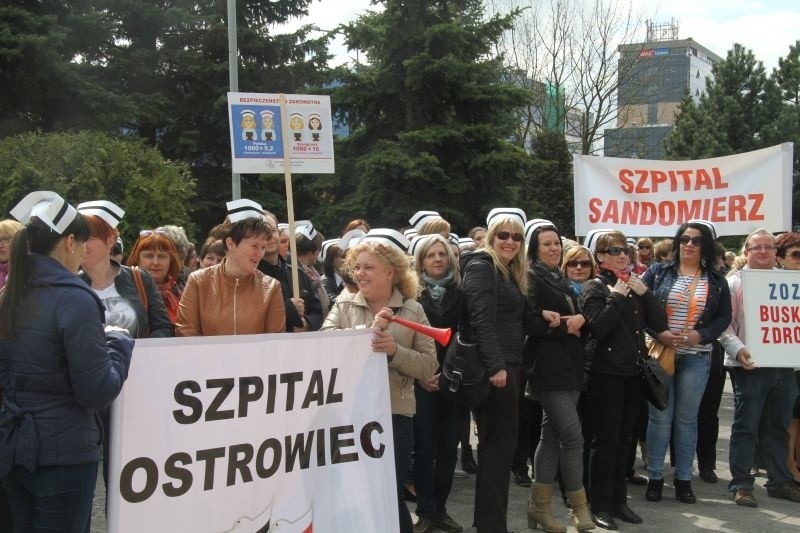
[719,228,800,507]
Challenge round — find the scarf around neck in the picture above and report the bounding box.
[422,270,454,302]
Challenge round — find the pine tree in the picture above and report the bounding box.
[664,44,781,159]
[523,129,574,236]
[327,0,533,232]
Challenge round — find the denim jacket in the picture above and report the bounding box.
[642,261,732,345]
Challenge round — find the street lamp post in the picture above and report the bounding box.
[227,0,241,200]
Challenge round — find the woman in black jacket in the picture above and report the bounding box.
[579,230,668,530]
[463,208,532,533]
[411,234,465,533]
[525,222,593,532]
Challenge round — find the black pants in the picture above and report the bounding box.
[586,372,641,513]
[625,399,648,475]
[512,371,542,475]
[696,370,726,470]
[474,367,519,533]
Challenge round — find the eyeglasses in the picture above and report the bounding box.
[565,259,592,268]
[637,244,651,249]
[786,251,800,260]
[496,231,523,242]
[0,237,10,246]
[746,245,776,253]
[140,229,169,238]
[600,246,626,256]
[679,235,703,246]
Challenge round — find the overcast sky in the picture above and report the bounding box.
[278,0,800,71]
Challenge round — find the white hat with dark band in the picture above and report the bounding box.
[524,218,555,245]
[76,200,125,229]
[226,199,264,223]
[486,207,526,229]
[11,191,78,234]
[584,229,615,253]
[409,210,442,230]
[361,228,410,254]
[320,238,340,262]
[339,229,366,251]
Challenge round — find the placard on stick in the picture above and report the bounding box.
[227,92,334,174]
[742,269,800,367]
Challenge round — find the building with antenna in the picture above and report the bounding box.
[604,20,722,159]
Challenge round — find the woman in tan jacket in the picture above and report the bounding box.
[176,199,285,336]
[322,228,437,533]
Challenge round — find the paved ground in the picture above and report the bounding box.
[92,380,800,532]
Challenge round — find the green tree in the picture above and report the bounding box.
[664,44,782,159]
[327,0,533,233]
[523,129,574,236]
[666,43,800,227]
[0,2,129,135]
[773,41,800,228]
[0,131,195,246]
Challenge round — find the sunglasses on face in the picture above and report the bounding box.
[565,259,592,268]
[786,251,800,260]
[496,231,523,242]
[600,246,626,256]
[679,235,703,246]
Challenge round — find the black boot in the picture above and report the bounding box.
[645,478,663,502]
[674,479,696,504]
[461,446,477,474]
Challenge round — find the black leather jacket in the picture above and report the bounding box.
[418,278,462,366]
[258,256,323,331]
[460,251,530,375]
[579,270,667,376]
[79,261,173,339]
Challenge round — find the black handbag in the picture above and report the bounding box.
[438,259,496,407]
[638,353,669,410]
[439,333,490,406]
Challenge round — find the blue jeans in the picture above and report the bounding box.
[729,367,798,492]
[647,351,710,480]
[412,384,468,518]
[3,462,98,533]
[393,414,414,533]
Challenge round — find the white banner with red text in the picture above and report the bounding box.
[107,329,398,533]
[574,143,793,237]
[742,269,800,367]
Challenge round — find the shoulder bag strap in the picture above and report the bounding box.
[131,266,149,311]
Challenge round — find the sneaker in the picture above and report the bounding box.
[513,470,532,487]
[430,512,463,533]
[734,488,758,507]
[413,516,434,533]
[767,481,800,502]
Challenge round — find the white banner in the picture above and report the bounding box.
[107,329,398,533]
[574,143,793,237]
[742,269,800,367]
[227,92,335,174]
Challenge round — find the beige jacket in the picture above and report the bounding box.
[176,259,285,336]
[322,288,437,415]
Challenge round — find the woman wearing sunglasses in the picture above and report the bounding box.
[461,208,531,533]
[126,230,184,324]
[641,221,731,504]
[579,230,668,530]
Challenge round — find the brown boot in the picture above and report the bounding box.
[566,489,596,531]
[527,483,567,532]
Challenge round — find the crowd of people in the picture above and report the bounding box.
[1,190,800,533]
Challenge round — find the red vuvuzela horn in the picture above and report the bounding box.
[390,315,452,346]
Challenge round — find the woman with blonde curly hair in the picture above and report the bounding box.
[322,228,437,533]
